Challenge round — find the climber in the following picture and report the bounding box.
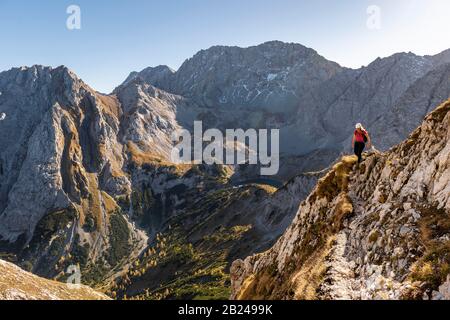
[352,123,371,163]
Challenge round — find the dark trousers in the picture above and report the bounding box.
[354,142,365,163]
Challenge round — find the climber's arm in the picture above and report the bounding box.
[367,133,372,148]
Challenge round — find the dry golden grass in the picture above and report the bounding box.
[101,191,119,214]
[236,274,257,300]
[0,260,110,300]
[254,184,278,194]
[334,155,358,191]
[312,155,357,202]
[429,98,450,122]
[292,236,335,299]
[97,94,121,119]
[126,141,192,175]
[236,155,358,300]
[334,194,354,232]
[82,173,103,231]
[409,204,450,292]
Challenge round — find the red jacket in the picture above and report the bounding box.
[354,129,368,143]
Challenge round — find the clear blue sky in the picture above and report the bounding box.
[1,0,449,93]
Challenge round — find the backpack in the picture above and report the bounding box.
[363,131,368,143]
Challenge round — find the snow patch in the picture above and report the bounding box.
[267,73,278,81]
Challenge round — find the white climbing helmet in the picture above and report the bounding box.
[355,123,363,129]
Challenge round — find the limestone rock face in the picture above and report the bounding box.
[0,66,141,280]
[0,65,127,242]
[371,63,450,150]
[0,259,109,300]
[231,99,450,300]
[114,78,185,159]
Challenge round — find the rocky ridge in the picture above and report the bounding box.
[231,99,450,300]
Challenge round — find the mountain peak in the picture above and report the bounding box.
[189,40,316,61]
[4,64,75,77]
[120,41,343,109]
[430,48,450,66]
[121,65,175,90]
[257,40,311,50]
[0,64,85,92]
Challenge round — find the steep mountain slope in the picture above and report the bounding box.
[0,65,146,283]
[231,99,450,300]
[126,42,450,177]
[114,77,184,158]
[0,259,109,300]
[430,48,450,66]
[0,64,319,299]
[371,63,450,150]
[0,65,126,244]
[123,65,175,89]
[284,52,450,156]
[108,167,323,300]
[296,53,433,151]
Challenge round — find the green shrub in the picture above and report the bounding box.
[107,211,131,266]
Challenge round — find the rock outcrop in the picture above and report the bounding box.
[231,99,450,300]
[0,65,124,242]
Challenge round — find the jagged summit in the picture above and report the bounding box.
[1,65,81,84]
[119,41,342,112]
[122,65,175,89]
[189,40,319,61]
[366,51,432,70]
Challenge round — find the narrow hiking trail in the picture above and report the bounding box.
[319,154,416,300]
[318,167,366,300]
[318,230,359,299]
